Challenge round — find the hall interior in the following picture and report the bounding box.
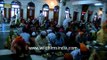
[0,0,107,60]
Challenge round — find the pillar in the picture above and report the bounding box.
[78,8,82,21]
[85,11,88,22]
[6,8,9,19]
[22,4,27,20]
[58,0,64,26]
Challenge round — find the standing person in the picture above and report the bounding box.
[0,10,5,23]
[15,11,20,25]
[38,10,45,26]
[0,11,5,32]
[63,17,71,31]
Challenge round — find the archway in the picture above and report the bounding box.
[10,0,21,18]
[53,6,59,22]
[27,2,35,20]
[0,0,4,16]
[42,4,49,20]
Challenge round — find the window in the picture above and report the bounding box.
[65,7,70,19]
[42,4,49,19]
[53,6,59,21]
[11,0,21,17]
[0,1,4,16]
[27,2,35,19]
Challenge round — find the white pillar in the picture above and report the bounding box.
[85,11,88,22]
[101,3,107,23]
[58,0,64,26]
[78,8,82,21]
[22,5,27,20]
[6,8,9,19]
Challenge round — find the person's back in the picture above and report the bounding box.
[54,33,64,46]
[63,18,71,30]
[20,32,30,44]
[38,11,45,25]
[11,36,29,57]
[35,31,50,47]
[20,27,30,44]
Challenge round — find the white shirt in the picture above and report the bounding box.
[20,32,30,44]
[71,49,80,59]
[38,13,44,25]
[35,35,50,47]
[63,18,71,29]
[47,33,56,41]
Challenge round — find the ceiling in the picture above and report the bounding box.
[56,0,107,5]
[2,0,107,5]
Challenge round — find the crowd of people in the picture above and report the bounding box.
[3,12,107,60]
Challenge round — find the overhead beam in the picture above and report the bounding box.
[71,0,101,5]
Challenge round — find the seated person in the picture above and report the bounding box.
[35,31,50,47]
[29,32,37,47]
[11,36,29,57]
[34,31,51,54]
[47,30,56,46]
[97,20,107,45]
[20,27,30,45]
[89,20,107,60]
[54,32,64,47]
[65,31,77,47]
[70,49,80,60]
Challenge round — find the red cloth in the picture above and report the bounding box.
[14,36,26,46]
[64,53,73,60]
[80,43,88,52]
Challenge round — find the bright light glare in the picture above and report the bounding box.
[65,11,69,13]
[12,5,20,8]
[0,4,3,7]
[43,8,49,11]
[94,3,103,6]
[43,11,47,17]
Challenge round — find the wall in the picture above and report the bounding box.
[57,1,82,25]
[88,5,103,21]
[3,0,104,23]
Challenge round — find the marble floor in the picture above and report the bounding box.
[0,24,10,49]
[0,23,18,49]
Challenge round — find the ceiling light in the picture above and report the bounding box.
[94,3,103,6]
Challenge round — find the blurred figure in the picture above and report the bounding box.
[47,29,56,46]
[11,36,29,57]
[35,31,50,47]
[64,53,73,60]
[34,31,50,53]
[97,20,107,45]
[63,18,71,30]
[89,20,107,60]
[38,10,45,26]
[0,10,3,23]
[70,49,81,60]
[20,27,30,45]
[54,32,64,46]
